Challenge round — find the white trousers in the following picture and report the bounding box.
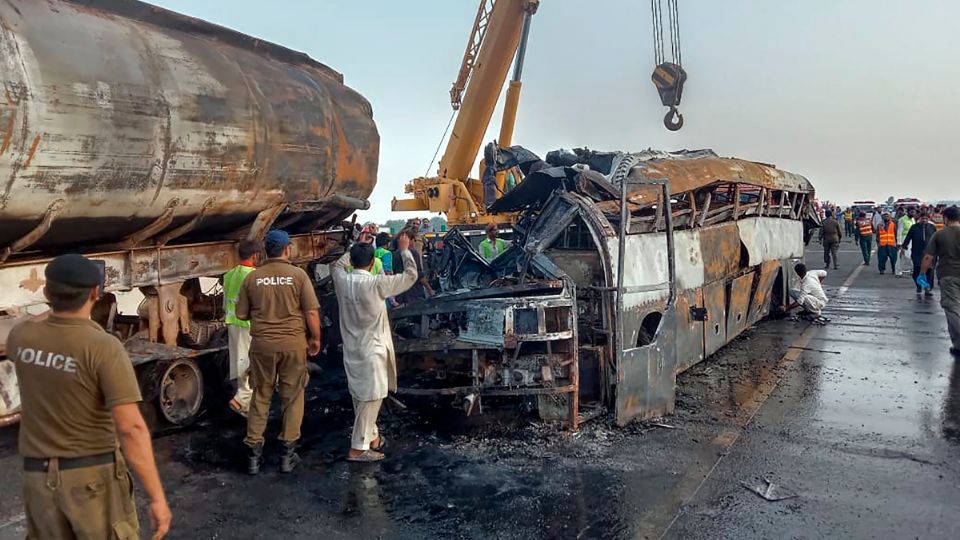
[896,246,911,275]
[790,289,826,315]
[351,398,383,451]
[228,324,253,411]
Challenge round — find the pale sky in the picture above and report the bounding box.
[152,0,960,221]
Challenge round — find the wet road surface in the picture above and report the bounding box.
[1,244,958,539]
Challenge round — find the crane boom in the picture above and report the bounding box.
[393,0,538,226]
[438,0,536,182]
[450,1,494,111]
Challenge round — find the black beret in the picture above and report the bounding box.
[45,254,102,288]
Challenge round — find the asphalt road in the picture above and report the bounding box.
[0,243,957,539]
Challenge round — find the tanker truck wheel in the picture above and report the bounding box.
[137,358,204,432]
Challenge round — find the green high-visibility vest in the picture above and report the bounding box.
[223,264,255,328]
[480,238,505,261]
[374,247,392,273]
[348,257,383,275]
[897,216,914,243]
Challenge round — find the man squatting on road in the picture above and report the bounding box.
[786,263,828,320]
[236,230,322,474]
[918,205,960,356]
[332,229,418,462]
[7,254,171,540]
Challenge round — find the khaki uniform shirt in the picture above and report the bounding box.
[236,259,320,353]
[7,315,141,458]
[820,218,842,244]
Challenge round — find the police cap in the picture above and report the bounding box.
[264,229,291,251]
[45,254,102,288]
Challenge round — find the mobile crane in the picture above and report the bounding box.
[391,0,538,227]
[392,0,686,227]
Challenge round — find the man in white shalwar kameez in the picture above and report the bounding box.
[332,232,418,462]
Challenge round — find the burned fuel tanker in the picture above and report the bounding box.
[0,0,378,427]
[391,145,819,427]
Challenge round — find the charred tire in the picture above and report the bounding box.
[637,326,654,347]
[768,268,786,318]
[637,312,662,347]
[136,358,204,432]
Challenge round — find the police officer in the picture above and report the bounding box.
[8,254,171,539]
[236,230,321,474]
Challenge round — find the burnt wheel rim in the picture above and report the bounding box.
[158,359,202,425]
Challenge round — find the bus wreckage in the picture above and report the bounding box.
[390,146,819,427]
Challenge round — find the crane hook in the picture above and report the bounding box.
[663,106,683,131]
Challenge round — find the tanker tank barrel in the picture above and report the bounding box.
[0,0,378,258]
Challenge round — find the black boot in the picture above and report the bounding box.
[247,444,263,476]
[279,443,301,474]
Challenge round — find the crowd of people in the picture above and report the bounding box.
[806,203,960,356]
[818,203,951,287]
[5,219,437,538]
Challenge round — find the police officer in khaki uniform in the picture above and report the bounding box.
[7,254,171,540]
[236,230,321,474]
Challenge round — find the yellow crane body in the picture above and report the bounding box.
[393,0,538,226]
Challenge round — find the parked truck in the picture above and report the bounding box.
[0,0,378,427]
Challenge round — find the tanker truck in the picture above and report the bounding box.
[0,0,379,428]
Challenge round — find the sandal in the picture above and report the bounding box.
[347,450,385,463]
[228,399,248,418]
[371,436,387,452]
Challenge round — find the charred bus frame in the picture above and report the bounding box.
[390,149,817,427]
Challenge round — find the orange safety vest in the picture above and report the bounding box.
[857,219,873,236]
[878,221,897,246]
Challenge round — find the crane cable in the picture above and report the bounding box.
[651,0,664,65]
[650,0,687,131]
[424,109,457,177]
[668,0,681,66]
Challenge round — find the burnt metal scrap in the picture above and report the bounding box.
[391,145,816,428]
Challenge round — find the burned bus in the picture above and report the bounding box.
[389,148,818,427]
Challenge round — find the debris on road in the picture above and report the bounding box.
[740,477,799,502]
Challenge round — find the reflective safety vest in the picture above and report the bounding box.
[480,238,505,261]
[348,257,383,275]
[223,264,255,327]
[374,247,392,273]
[878,221,897,246]
[857,219,873,237]
[843,211,853,221]
[897,216,914,243]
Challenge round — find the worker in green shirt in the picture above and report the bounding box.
[375,232,393,274]
[224,239,260,416]
[479,222,506,262]
[896,207,916,277]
